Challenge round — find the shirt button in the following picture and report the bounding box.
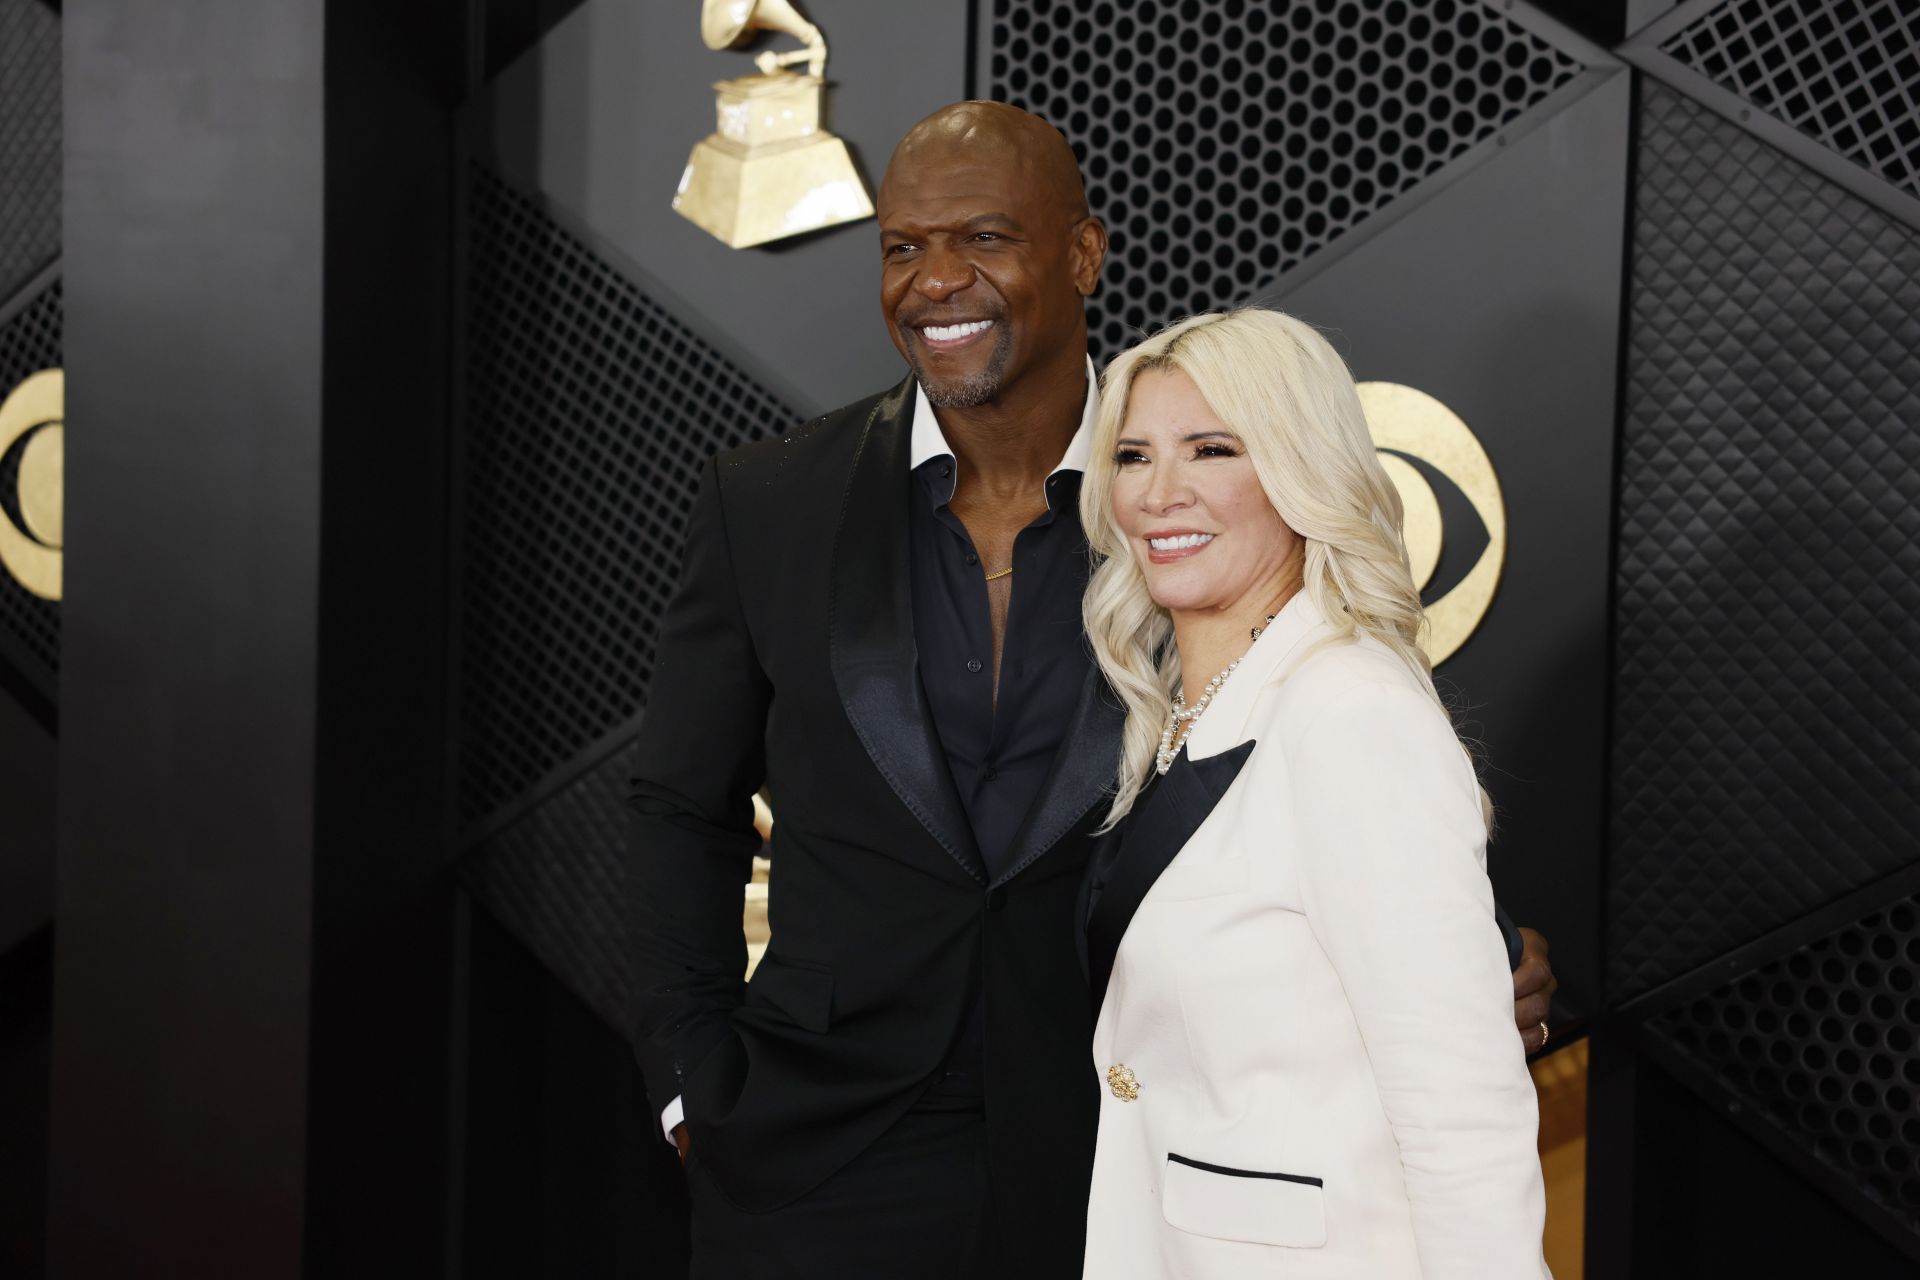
[966,659,983,674]
[984,767,999,781]
[964,553,978,565]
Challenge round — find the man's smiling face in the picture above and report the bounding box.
[876,106,1103,410]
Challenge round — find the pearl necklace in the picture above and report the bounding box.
[1155,659,1240,775]
[1154,611,1279,776]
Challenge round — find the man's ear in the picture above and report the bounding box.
[1071,216,1109,297]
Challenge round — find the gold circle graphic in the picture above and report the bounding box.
[0,368,64,601]
[1357,381,1506,666]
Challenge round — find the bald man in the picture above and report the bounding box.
[627,102,1556,1278]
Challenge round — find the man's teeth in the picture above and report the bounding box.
[921,320,995,342]
[1150,533,1215,551]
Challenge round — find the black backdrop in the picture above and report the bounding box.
[1,0,1917,1275]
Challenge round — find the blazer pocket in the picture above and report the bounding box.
[1149,857,1251,903]
[745,954,834,1033]
[1162,1153,1327,1248]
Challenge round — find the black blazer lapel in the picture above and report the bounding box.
[993,665,1128,888]
[828,375,986,882]
[1083,740,1256,1015]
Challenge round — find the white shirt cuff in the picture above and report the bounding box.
[660,1094,685,1145]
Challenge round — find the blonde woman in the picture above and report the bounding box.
[1077,310,1549,1278]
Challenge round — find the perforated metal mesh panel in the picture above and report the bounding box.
[0,282,61,696]
[0,0,60,307]
[1663,0,1920,201]
[1649,891,1920,1231]
[462,743,637,1033]
[988,0,1584,360]
[1609,83,1920,999]
[458,166,796,830]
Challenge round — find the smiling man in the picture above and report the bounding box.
[626,102,1556,1279]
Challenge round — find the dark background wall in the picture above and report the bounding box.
[2,0,1916,1275]
[0,0,61,1274]
[1592,2,1920,1269]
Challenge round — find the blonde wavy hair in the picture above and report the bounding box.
[1080,308,1478,829]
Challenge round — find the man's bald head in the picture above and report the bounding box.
[879,102,1089,221]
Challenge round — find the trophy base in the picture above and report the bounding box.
[674,132,874,249]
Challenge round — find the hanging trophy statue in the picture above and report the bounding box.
[673,0,874,249]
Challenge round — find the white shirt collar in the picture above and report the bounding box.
[909,356,1098,478]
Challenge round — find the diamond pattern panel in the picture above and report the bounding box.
[990,0,1584,361]
[0,0,60,307]
[1664,0,1920,201]
[458,165,796,831]
[0,282,61,698]
[462,744,636,1034]
[1609,83,1920,998]
[1647,890,1920,1233]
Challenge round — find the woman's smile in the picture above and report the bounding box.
[1144,530,1218,562]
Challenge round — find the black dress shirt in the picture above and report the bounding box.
[909,461,1094,882]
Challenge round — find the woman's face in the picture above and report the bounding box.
[1110,367,1300,618]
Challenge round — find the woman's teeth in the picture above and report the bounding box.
[1149,533,1215,551]
[921,320,995,341]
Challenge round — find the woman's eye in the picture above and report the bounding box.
[1195,443,1239,459]
[1114,449,1147,465]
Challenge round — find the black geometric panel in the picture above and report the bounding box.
[1663,0,1920,201]
[0,282,61,698]
[989,0,1585,360]
[1610,83,1920,999]
[462,743,636,1033]
[0,0,60,307]
[458,166,797,831]
[1647,890,1920,1236]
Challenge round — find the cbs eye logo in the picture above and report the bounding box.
[0,369,63,602]
[1358,381,1506,666]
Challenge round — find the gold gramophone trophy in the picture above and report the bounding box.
[673,0,874,249]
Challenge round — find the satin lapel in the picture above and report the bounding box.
[992,666,1128,888]
[1084,741,1256,1016]
[828,376,986,882]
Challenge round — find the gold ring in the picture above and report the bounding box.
[1536,1021,1550,1050]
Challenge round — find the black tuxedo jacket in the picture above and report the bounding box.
[628,375,1121,1270]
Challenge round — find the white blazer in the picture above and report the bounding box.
[1081,593,1550,1279]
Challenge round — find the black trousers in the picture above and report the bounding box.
[688,1075,1004,1280]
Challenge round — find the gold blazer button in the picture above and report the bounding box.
[1106,1064,1140,1101]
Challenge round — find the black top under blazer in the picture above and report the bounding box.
[626,376,1123,1271]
